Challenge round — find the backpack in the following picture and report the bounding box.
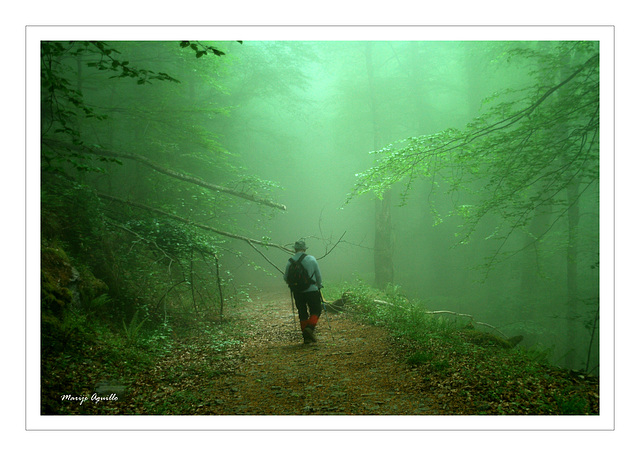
[286,253,316,292]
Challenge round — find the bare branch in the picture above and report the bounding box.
[246,240,285,275]
[98,192,293,254]
[316,231,347,260]
[44,139,287,211]
[104,219,176,273]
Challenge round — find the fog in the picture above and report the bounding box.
[211,41,598,371]
[42,40,599,371]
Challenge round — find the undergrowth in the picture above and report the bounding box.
[41,308,246,415]
[332,281,599,415]
[42,281,598,416]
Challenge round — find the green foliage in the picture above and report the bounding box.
[42,41,174,172]
[122,310,149,346]
[341,281,461,342]
[41,266,72,317]
[348,42,599,272]
[41,41,284,326]
[41,40,228,173]
[518,343,553,365]
[83,290,111,316]
[406,350,434,366]
[41,311,87,355]
[41,178,105,255]
[180,41,230,58]
[553,388,591,414]
[41,41,280,326]
[337,283,597,414]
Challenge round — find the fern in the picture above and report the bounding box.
[122,310,148,346]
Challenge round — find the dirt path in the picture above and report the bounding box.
[206,291,438,415]
[55,290,598,417]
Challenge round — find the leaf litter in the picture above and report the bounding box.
[47,290,598,416]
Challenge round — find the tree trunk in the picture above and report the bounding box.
[190,247,197,311]
[519,194,552,318]
[551,50,582,369]
[214,253,224,317]
[365,43,394,288]
[374,194,394,287]
[565,178,580,368]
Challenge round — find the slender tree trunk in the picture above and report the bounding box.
[519,194,552,318]
[190,247,198,311]
[566,184,580,304]
[551,50,582,369]
[365,42,394,288]
[565,179,580,368]
[214,253,224,318]
[374,195,394,287]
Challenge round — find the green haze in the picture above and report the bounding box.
[41,39,599,372]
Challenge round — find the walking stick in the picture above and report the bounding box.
[290,290,297,331]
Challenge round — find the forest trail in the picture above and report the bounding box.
[50,289,599,416]
[193,290,437,415]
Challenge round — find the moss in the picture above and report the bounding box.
[77,265,109,305]
[41,270,72,317]
[41,246,74,314]
[41,244,110,313]
[41,246,73,284]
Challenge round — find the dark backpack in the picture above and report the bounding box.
[286,253,315,292]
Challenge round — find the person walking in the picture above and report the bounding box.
[284,240,323,344]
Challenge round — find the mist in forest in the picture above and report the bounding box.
[40,40,599,372]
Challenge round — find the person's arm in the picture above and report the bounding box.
[312,257,322,289]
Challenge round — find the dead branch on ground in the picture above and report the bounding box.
[371,298,510,340]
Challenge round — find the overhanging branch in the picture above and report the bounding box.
[43,139,287,211]
[98,192,293,254]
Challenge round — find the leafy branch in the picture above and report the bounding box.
[348,46,599,272]
[179,41,236,58]
[349,51,599,203]
[41,40,229,168]
[44,139,287,211]
[85,41,181,84]
[98,192,293,254]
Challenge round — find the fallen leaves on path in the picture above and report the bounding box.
[45,290,598,417]
[196,295,437,415]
